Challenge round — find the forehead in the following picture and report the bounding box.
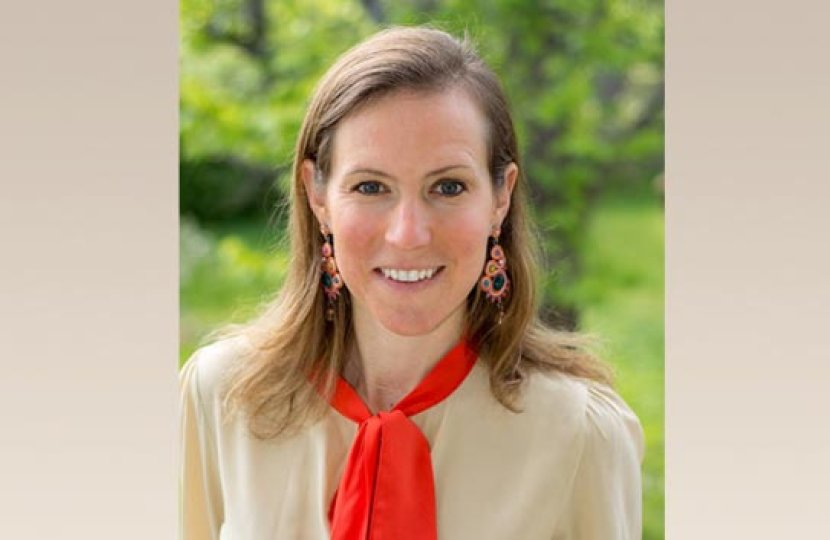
[330,87,489,174]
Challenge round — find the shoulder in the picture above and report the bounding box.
[580,378,645,465]
[524,372,646,537]
[522,369,645,463]
[179,335,253,407]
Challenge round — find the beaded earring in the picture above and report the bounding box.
[479,227,510,323]
[320,226,343,321]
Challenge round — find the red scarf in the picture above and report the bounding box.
[327,338,478,540]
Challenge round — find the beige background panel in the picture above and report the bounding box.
[668,0,830,538]
[2,0,830,538]
[0,2,177,538]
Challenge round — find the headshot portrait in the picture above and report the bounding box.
[179,2,664,539]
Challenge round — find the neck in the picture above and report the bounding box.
[344,307,466,414]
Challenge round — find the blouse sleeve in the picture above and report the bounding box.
[555,381,645,540]
[179,351,224,540]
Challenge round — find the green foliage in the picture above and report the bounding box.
[180,0,377,219]
[180,154,281,220]
[179,216,287,362]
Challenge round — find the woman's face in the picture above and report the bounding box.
[304,87,516,337]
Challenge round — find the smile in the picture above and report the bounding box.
[379,267,442,283]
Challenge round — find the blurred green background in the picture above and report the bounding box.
[180,0,663,537]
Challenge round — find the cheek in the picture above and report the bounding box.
[329,207,378,279]
[437,211,491,271]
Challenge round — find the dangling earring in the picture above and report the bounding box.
[479,227,510,324]
[320,226,343,321]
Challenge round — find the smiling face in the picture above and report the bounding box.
[303,87,517,337]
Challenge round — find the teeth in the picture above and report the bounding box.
[381,267,437,282]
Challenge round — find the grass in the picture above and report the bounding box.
[179,193,664,537]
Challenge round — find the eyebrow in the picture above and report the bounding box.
[344,164,472,179]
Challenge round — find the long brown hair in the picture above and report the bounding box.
[220,26,611,439]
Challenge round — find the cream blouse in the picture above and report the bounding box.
[179,338,645,539]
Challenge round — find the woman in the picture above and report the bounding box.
[180,26,644,539]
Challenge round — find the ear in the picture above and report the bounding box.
[301,159,329,230]
[493,162,518,227]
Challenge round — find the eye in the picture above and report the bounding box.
[353,181,387,195]
[432,179,467,197]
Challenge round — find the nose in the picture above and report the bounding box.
[384,198,432,249]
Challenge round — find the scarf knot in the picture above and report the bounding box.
[327,339,477,540]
